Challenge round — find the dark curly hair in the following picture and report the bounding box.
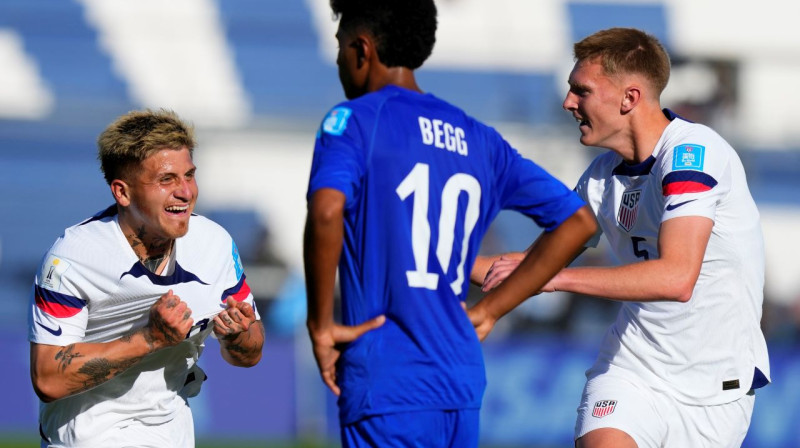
[331,0,437,70]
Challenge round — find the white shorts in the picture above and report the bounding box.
[575,370,755,448]
[98,401,195,448]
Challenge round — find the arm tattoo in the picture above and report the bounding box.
[224,342,249,354]
[70,356,142,395]
[54,340,147,395]
[120,329,156,353]
[55,345,83,373]
[222,326,259,356]
[224,329,252,352]
[142,329,156,352]
[151,315,182,346]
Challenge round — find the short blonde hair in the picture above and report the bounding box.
[97,109,195,184]
[574,27,671,95]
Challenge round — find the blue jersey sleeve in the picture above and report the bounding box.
[307,104,368,207]
[491,136,585,231]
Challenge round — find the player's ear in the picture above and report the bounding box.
[110,179,132,207]
[621,86,641,113]
[354,33,374,69]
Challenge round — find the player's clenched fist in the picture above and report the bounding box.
[213,297,256,339]
[145,289,194,350]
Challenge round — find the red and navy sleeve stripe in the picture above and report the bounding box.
[662,171,717,196]
[221,275,251,303]
[35,285,86,318]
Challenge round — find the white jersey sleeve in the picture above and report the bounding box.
[30,254,89,345]
[29,210,132,346]
[658,127,733,223]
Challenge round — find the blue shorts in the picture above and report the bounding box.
[341,409,480,448]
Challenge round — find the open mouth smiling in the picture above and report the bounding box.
[165,205,189,215]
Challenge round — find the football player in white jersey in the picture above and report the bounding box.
[472,28,770,447]
[28,109,265,447]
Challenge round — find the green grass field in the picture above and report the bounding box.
[197,440,336,448]
[0,432,551,448]
[0,434,335,448]
[0,435,551,448]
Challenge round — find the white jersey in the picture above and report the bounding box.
[574,111,770,406]
[28,206,258,447]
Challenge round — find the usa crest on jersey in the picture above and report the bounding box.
[617,189,641,232]
[592,400,617,418]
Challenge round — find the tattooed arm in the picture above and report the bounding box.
[30,290,193,403]
[213,298,264,367]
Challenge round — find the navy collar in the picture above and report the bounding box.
[663,108,693,123]
[610,108,689,177]
[78,204,118,226]
[612,155,657,177]
[120,260,208,286]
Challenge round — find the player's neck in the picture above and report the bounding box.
[624,107,671,163]
[117,218,174,264]
[369,66,423,95]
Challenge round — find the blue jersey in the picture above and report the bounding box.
[308,85,584,424]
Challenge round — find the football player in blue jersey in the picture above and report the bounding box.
[303,0,597,446]
[29,109,264,447]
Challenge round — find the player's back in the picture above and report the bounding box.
[319,86,494,422]
[309,85,583,423]
[351,85,500,301]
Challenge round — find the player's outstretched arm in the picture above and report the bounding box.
[544,215,712,302]
[467,206,597,341]
[304,188,385,396]
[30,290,193,402]
[214,298,264,367]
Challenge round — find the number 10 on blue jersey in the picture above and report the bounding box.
[396,163,481,295]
